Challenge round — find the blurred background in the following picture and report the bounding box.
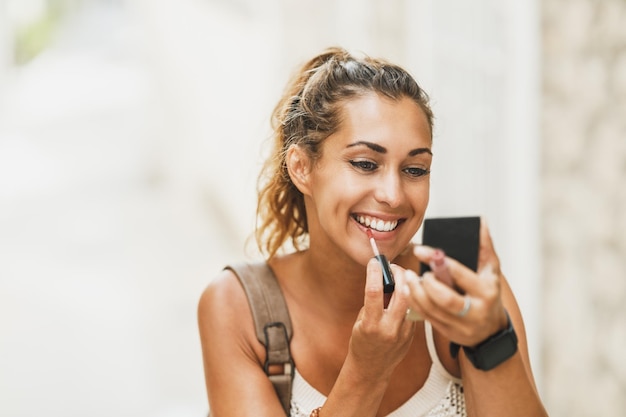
[0,0,624,416]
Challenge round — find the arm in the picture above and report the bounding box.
[460,275,546,416]
[406,221,548,417]
[197,269,287,417]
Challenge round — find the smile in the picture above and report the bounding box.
[352,214,401,232]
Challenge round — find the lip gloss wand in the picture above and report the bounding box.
[366,229,395,306]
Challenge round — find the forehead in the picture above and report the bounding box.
[325,93,432,151]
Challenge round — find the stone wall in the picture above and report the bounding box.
[541,0,626,415]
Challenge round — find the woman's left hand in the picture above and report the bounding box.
[404,221,509,347]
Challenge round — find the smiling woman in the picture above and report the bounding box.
[255,48,434,259]
[287,93,432,267]
[197,47,548,417]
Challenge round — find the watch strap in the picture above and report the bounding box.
[450,310,519,371]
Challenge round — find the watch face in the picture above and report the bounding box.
[465,311,519,371]
[477,332,518,370]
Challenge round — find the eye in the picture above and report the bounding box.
[404,167,431,178]
[349,159,378,172]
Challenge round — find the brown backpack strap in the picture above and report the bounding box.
[225,262,294,415]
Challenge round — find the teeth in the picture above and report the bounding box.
[356,215,398,232]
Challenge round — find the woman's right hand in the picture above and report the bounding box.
[347,258,416,380]
[318,259,417,417]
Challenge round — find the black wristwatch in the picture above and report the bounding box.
[450,310,518,371]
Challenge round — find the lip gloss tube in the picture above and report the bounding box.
[429,249,464,293]
[429,249,453,288]
[366,230,395,305]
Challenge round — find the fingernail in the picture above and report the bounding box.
[413,246,430,257]
[422,271,434,283]
[402,283,410,296]
[405,269,420,284]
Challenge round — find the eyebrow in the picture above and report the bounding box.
[347,140,432,156]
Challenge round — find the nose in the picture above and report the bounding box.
[373,171,403,208]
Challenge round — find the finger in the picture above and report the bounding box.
[443,256,479,296]
[420,272,469,321]
[413,245,436,265]
[444,250,501,307]
[403,269,425,321]
[477,263,502,306]
[414,245,464,289]
[477,218,501,275]
[385,266,417,336]
[405,271,445,321]
[386,265,411,321]
[407,273,453,325]
[428,249,454,288]
[417,247,467,294]
[363,257,384,321]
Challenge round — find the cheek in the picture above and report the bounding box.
[311,166,364,202]
[322,180,364,215]
[421,183,430,206]
[307,175,348,219]
[409,180,430,202]
[408,182,431,215]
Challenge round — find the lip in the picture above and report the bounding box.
[351,213,405,241]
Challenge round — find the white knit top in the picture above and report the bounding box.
[289,321,466,417]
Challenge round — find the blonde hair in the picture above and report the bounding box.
[256,47,433,258]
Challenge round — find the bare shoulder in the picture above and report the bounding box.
[198,267,292,414]
[198,268,274,408]
[199,268,246,315]
[199,268,245,322]
[197,268,262,364]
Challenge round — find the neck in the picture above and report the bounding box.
[300,245,369,314]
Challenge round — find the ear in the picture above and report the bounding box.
[286,144,312,195]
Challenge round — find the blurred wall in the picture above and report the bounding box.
[541,0,626,415]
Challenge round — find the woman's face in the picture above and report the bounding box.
[302,92,433,265]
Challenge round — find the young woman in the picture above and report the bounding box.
[198,47,548,417]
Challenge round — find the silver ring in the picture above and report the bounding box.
[457,295,471,317]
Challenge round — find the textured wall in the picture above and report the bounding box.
[542,0,626,415]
